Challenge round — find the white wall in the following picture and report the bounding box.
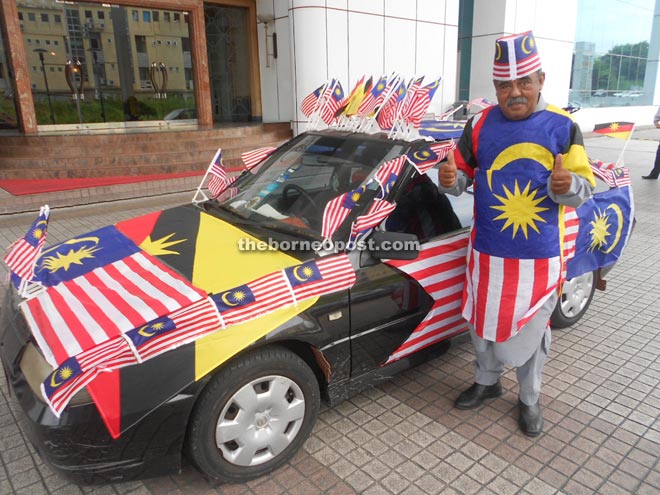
[259,0,459,134]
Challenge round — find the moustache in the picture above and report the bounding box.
[506,97,528,107]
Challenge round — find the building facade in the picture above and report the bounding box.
[1,0,658,149]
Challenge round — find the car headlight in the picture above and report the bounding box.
[19,343,92,406]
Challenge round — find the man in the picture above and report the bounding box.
[642,106,660,179]
[438,31,595,436]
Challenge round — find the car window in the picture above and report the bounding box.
[214,133,407,235]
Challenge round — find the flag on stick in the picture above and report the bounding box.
[207,149,231,198]
[593,122,634,140]
[301,83,326,117]
[4,205,50,282]
[241,147,276,170]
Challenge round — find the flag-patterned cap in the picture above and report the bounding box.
[493,31,542,81]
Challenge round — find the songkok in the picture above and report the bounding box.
[493,31,542,81]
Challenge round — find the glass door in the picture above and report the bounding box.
[204,4,251,122]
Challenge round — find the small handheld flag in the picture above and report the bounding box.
[4,205,50,282]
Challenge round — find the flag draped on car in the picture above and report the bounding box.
[384,235,470,363]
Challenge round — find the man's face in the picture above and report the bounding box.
[493,71,545,120]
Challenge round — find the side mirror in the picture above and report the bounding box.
[369,231,420,260]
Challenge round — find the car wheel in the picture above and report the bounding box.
[186,346,320,483]
[551,271,596,329]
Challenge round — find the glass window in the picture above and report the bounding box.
[41,14,49,22]
[571,0,654,107]
[54,15,61,23]
[153,11,159,22]
[28,13,36,22]
[143,11,151,23]
[164,12,170,22]
[173,13,180,22]
[18,1,196,126]
[0,21,19,130]
[18,12,23,21]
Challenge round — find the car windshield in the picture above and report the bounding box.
[212,133,407,236]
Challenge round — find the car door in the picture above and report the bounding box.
[349,172,474,376]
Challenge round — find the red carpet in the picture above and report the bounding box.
[0,171,205,196]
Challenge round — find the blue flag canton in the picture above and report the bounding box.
[33,225,140,286]
[25,213,49,248]
[43,357,83,398]
[333,82,345,102]
[372,77,387,97]
[214,151,223,166]
[285,261,322,288]
[212,284,256,313]
[342,186,365,209]
[125,315,177,348]
[407,147,438,168]
[395,82,407,102]
[379,173,399,198]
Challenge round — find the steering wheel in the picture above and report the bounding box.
[282,184,320,213]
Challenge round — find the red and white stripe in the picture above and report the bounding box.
[384,235,470,363]
[373,155,406,192]
[21,251,205,367]
[290,254,356,301]
[207,149,229,198]
[241,147,276,170]
[561,207,579,280]
[321,191,356,239]
[350,200,396,240]
[4,206,50,281]
[462,243,561,343]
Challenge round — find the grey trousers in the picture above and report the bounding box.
[468,293,556,406]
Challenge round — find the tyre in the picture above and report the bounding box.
[551,270,596,329]
[186,346,320,483]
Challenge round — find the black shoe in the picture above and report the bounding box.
[454,381,503,410]
[518,400,543,437]
[642,174,659,179]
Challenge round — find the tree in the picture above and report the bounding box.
[591,41,648,91]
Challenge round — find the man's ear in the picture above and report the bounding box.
[538,71,546,90]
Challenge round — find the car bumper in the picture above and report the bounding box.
[0,289,191,484]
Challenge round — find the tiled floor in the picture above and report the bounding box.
[0,132,658,495]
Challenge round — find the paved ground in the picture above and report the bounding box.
[0,131,658,495]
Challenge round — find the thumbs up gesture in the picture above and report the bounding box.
[550,153,571,195]
[438,150,458,188]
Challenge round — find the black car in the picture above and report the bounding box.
[0,129,633,484]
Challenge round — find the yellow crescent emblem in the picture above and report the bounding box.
[488,143,553,190]
[137,324,157,337]
[293,265,311,282]
[221,290,241,307]
[495,42,502,61]
[40,236,100,256]
[50,371,63,388]
[603,204,624,254]
[521,35,532,54]
[413,150,432,161]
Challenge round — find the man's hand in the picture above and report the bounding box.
[438,150,458,188]
[550,153,572,195]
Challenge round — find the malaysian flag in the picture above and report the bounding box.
[373,155,406,198]
[21,249,205,367]
[466,97,494,109]
[123,297,221,361]
[384,235,470,363]
[373,76,397,111]
[284,254,356,301]
[357,75,387,116]
[241,146,276,170]
[301,83,326,117]
[4,205,50,282]
[561,207,579,281]
[41,338,137,416]
[349,199,397,247]
[399,76,424,120]
[320,81,345,125]
[321,186,365,239]
[377,80,406,129]
[405,78,441,127]
[589,159,631,188]
[207,149,230,197]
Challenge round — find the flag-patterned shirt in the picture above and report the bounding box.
[453,102,595,342]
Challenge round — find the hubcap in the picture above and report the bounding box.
[215,375,305,467]
[560,272,594,318]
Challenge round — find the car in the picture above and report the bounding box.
[164,107,197,120]
[0,129,634,485]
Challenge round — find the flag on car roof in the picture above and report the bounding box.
[3,205,50,282]
[405,78,442,127]
[374,155,406,198]
[357,75,387,116]
[320,81,345,125]
[300,83,326,117]
[593,122,634,140]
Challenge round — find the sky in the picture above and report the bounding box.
[575,0,655,54]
